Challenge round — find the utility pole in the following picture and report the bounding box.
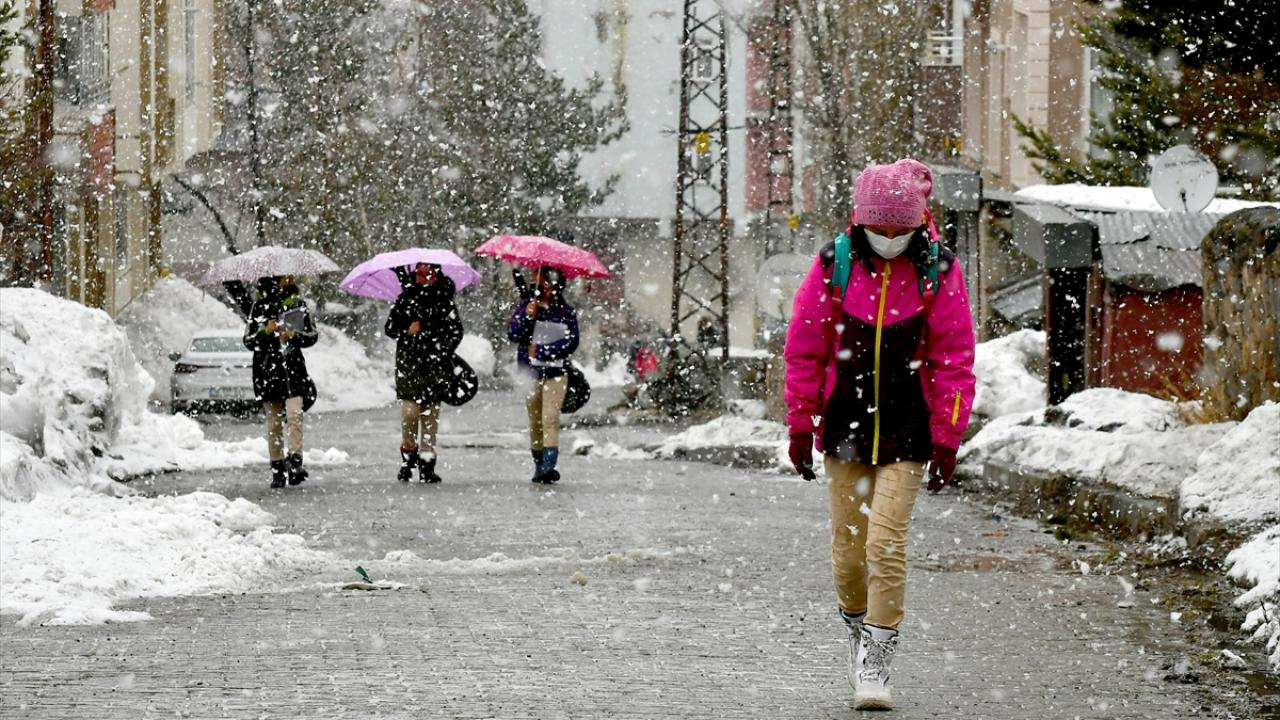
[25,0,56,285]
[672,0,729,363]
[244,0,267,247]
[762,0,795,257]
[148,0,171,276]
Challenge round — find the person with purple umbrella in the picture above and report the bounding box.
[508,265,580,484]
[385,262,463,483]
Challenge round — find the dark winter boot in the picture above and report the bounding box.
[530,449,545,483]
[535,447,560,484]
[419,453,442,484]
[399,447,419,482]
[269,459,288,489]
[286,452,308,486]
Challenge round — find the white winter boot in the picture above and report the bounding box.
[840,610,866,690]
[853,625,899,710]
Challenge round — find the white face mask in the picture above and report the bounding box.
[864,229,913,259]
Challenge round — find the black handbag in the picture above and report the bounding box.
[561,362,590,413]
[443,355,479,406]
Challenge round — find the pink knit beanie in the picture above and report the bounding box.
[852,159,933,230]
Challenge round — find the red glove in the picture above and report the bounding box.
[789,432,817,480]
[926,445,958,493]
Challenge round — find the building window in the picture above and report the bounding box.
[114,187,130,273]
[1084,47,1115,159]
[53,13,108,106]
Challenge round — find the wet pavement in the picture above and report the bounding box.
[1,388,1270,719]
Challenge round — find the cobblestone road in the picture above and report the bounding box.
[1,390,1261,719]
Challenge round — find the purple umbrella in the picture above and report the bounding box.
[339,248,480,300]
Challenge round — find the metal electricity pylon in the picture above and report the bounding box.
[672,0,729,364]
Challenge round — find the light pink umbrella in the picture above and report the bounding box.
[474,235,611,280]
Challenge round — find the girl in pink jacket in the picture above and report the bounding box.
[783,158,976,710]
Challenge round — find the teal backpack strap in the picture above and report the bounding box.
[832,232,853,300]
[917,240,940,310]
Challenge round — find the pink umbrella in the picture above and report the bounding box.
[340,248,479,301]
[474,235,611,279]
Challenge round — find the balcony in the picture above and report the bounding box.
[924,33,963,67]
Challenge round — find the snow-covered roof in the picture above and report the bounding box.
[1015,183,1277,215]
[1073,209,1217,291]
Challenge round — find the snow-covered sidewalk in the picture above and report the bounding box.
[1,288,349,624]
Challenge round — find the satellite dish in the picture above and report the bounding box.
[755,253,812,320]
[1150,145,1218,213]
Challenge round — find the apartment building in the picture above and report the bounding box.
[960,0,1100,191]
[11,0,223,314]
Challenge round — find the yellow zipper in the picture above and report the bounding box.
[951,390,962,426]
[871,262,890,464]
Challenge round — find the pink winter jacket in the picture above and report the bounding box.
[784,232,976,464]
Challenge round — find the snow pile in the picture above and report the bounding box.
[581,353,630,388]
[958,388,1232,498]
[0,288,344,627]
[0,489,333,626]
[1,289,153,501]
[962,388,1279,671]
[116,276,241,402]
[0,288,349,500]
[1180,403,1280,523]
[570,435,651,460]
[307,324,396,412]
[971,329,1045,420]
[653,403,787,464]
[1186,403,1280,674]
[103,422,350,478]
[1226,524,1280,672]
[457,333,497,379]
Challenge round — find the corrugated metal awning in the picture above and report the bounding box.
[1098,245,1201,292]
[1075,210,1222,249]
[988,274,1042,324]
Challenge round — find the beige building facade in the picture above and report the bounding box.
[961,0,1100,191]
[12,0,223,315]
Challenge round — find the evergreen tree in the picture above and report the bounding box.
[209,0,624,264]
[0,0,18,143]
[397,0,626,240]
[1,0,42,284]
[252,0,382,268]
[1017,1,1279,199]
[376,0,626,340]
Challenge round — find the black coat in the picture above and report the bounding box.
[385,278,463,403]
[243,291,319,407]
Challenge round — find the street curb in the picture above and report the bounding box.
[974,461,1247,565]
[628,443,1249,569]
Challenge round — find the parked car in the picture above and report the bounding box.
[170,329,257,414]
